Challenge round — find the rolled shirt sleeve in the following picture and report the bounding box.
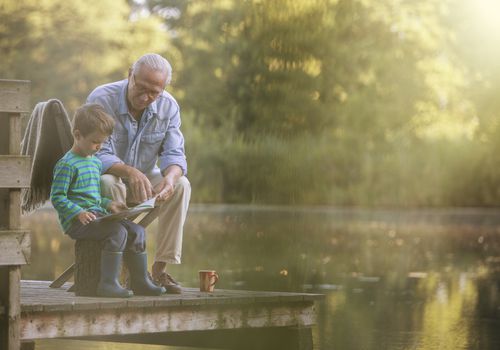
[159,104,187,175]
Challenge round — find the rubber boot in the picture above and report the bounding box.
[96,250,133,298]
[124,251,166,296]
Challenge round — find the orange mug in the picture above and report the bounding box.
[199,270,219,292]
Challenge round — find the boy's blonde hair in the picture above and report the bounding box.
[73,103,115,136]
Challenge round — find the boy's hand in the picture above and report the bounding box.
[78,211,96,225]
[108,201,128,214]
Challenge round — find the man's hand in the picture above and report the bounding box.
[127,167,153,203]
[154,165,182,202]
[108,201,128,214]
[78,211,96,225]
[154,177,175,202]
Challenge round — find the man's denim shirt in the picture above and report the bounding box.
[87,79,187,176]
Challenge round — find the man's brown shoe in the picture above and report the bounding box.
[154,272,182,294]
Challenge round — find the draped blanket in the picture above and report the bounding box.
[21,99,73,214]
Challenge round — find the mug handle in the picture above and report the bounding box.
[211,273,219,286]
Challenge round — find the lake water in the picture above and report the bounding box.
[21,205,500,350]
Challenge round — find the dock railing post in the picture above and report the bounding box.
[0,79,31,350]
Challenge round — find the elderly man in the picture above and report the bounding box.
[87,53,191,294]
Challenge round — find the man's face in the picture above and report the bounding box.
[127,66,167,113]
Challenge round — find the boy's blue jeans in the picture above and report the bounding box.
[66,216,145,253]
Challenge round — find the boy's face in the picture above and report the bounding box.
[73,130,109,157]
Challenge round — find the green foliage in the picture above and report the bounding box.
[0,0,170,111]
[3,0,500,206]
[156,0,486,206]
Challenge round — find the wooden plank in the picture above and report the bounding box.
[125,298,155,308]
[0,115,9,155]
[49,264,74,288]
[9,114,21,154]
[19,304,43,313]
[20,302,316,340]
[0,189,9,229]
[10,267,22,350]
[136,206,161,227]
[19,281,322,314]
[0,156,31,188]
[0,268,8,347]
[0,231,30,266]
[0,80,30,113]
[9,191,21,229]
[0,266,22,350]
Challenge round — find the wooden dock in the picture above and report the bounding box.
[14,280,323,350]
[0,80,323,350]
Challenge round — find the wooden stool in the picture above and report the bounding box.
[74,240,103,296]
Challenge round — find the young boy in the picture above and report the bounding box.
[50,103,165,297]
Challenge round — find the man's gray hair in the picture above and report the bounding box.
[131,53,172,85]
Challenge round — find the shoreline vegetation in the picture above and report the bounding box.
[3,1,500,208]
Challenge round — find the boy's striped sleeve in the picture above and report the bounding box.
[50,161,83,223]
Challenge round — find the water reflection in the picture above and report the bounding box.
[21,205,500,350]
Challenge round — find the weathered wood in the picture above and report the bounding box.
[136,206,161,227]
[0,269,9,347]
[0,115,9,230]
[0,79,30,350]
[74,240,104,296]
[0,231,30,266]
[19,280,321,349]
[49,264,75,288]
[9,268,21,344]
[0,267,22,350]
[0,115,9,156]
[0,156,31,188]
[0,190,9,229]
[21,301,315,340]
[9,191,21,230]
[0,80,30,113]
[9,114,21,154]
[19,282,321,349]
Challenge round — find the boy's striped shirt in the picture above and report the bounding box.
[50,151,111,232]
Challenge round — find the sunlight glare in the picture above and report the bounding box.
[471,0,500,35]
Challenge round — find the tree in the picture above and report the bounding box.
[0,0,170,111]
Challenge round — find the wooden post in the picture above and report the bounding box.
[0,79,31,350]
